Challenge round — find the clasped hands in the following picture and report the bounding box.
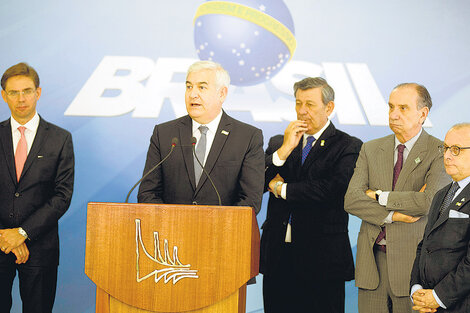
[0,228,29,264]
[412,289,439,312]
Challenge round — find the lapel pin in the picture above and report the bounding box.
[456,202,462,206]
[320,140,325,146]
[462,198,466,202]
[415,157,421,164]
[221,130,229,136]
[37,155,43,159]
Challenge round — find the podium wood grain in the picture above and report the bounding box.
[85,202,259,312]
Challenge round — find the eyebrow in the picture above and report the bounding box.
[186,81,208,85]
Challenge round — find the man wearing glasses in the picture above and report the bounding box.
[411,123,470,313]
[345,83,450,312]
[0,63,74,312]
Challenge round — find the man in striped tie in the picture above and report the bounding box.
[411,123,470,313]
[261,77,362,313]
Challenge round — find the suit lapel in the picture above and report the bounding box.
[179,116,197,191]
[19,117,49,182]
[395,131,429,191]
[0,119,17,184]
[377,135,395,191]
[195,111,232,194]
[301,122,335,169]
[430,183,470,233]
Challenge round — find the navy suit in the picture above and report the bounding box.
[261,122,362,312]
[137,111,264,213]
[411,181,470,312]
[0,117,74,312]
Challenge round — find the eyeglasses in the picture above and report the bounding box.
[438,145,470,156]
[5,88,36,98]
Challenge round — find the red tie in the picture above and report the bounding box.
[15,126,27,182]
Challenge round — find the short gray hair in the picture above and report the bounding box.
[293,77,334,105]
[187,61,230,91]
[450,123,470,132]
[393,83,432,110]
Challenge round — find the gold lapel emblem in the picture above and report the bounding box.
[320,140,325,146]
[221,130,229,135]
[415,157,421,164]
[456,202,462,206]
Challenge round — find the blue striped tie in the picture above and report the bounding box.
[301,136,315,164]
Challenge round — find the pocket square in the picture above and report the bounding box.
[449,209,469,218]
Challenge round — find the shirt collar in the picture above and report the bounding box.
[304,119,330,142]
[192,110,223,134]
[454,175,470,189]
[11,112,40,133]
[394,128,422,151]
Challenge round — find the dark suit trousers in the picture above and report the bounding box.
[263,244,345,313]
[0,254,57,313]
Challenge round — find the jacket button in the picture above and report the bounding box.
[282,221,287,226]
[192,201,198,205]
[14,192,20,197]
[9,213,13,218]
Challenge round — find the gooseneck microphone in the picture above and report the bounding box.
[191,137,222,206]
[125,137,178,203]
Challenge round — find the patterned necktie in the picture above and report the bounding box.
[15,126,28,182]
[301,136,316,165]
[438,182,460,217]
[392,144,405,190]
[194,125,208,185]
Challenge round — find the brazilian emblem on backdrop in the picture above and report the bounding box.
[193,0,296,86]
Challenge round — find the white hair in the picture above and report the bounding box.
[187,60,230,91]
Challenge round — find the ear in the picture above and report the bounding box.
[326,101,335,116]
[1,90,6,103]
[218,86,228,103]
[419,106,429,124]
[36,87,42,100]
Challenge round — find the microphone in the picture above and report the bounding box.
[191,137,222,206]
[125,137,178,203]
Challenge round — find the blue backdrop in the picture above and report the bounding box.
[1,0,470,312]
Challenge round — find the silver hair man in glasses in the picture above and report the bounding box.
[411,123,470,313]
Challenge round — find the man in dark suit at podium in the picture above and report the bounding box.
[137,61,264,213]
[0,63,74,312]
[411,123,470,313]
[261,77,362,313]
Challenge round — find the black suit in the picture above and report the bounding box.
[261,122,362,312]
[410,181,470,312]
[0,117,74,312]
[137,111,264,213]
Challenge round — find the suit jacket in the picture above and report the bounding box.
[137,111,264,213]
[410,181,470,312]
[344,130,450,296]
[0,117,74,267]
[260,122,362,281]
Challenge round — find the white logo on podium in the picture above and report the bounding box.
[135,219,199,284]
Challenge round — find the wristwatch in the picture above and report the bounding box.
[18,227,28,239]
[375,190,383,201]
[273,181,284,198]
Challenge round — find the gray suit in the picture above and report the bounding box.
[345,130,449,304]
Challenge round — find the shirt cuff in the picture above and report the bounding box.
[281,183,287,200]
[378,191,389,206]
[384,211,395,224]
[433,289,447,309]
[410,284,423,303]
[273,151,286,166]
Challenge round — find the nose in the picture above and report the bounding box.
[389,107,399,120]
[297,103,307,115]
[18,92,26,101]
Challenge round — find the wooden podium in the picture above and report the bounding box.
[85,202,260,313]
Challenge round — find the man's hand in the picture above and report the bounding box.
[0,228,27,254]
[365,189,376,200]
[268,174,284,197]
[392,212,421,223]
[12,243,29,264]
[277,120,308,160]
[412,289,439,312]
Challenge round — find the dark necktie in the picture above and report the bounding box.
[438,182,460,217]
[392,144,405,190]
[375,144,406,252]
[301,136,315,165]
[194,125,208,185]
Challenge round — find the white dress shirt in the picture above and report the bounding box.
[10,112,40,156]
[191,110,223,165]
